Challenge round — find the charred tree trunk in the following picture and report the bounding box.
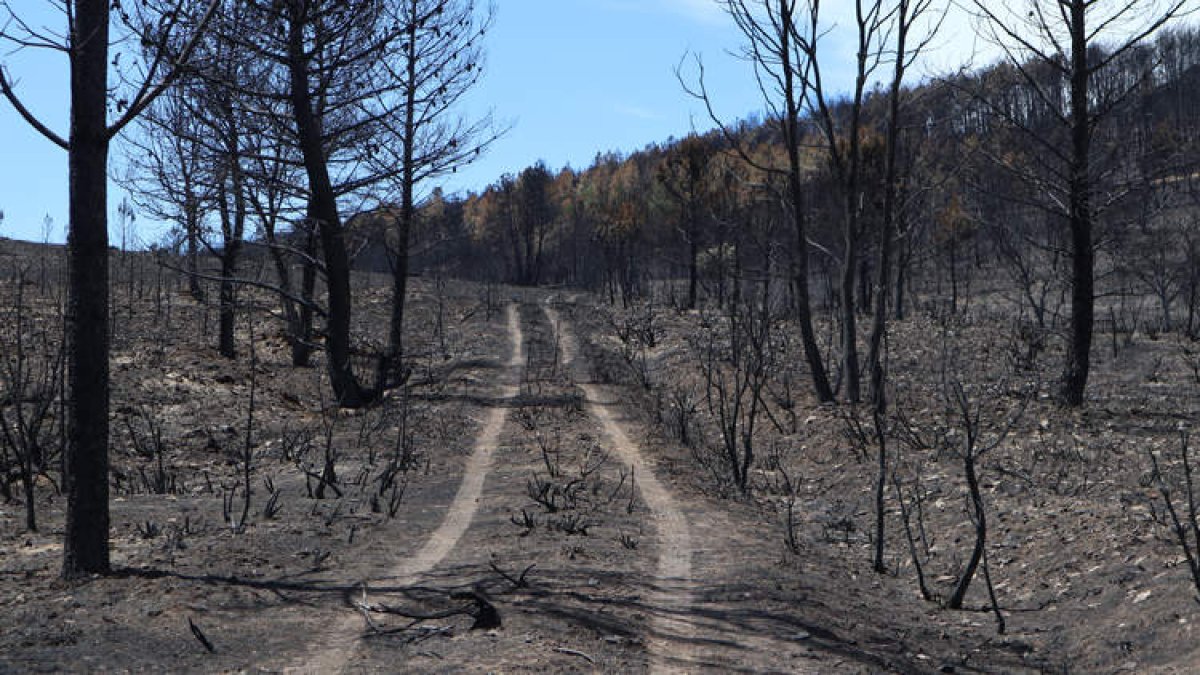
[841,227,861,403]
[218,251,237,358]
[62,0,112,578]
[687,232,699,310]
[264,224,302,366]
[1060,0,1094,406]
[215,152,244,359]
[894,198,911,322]
[384,216,410,384]
[296,226,317,366]
[382,5,419,389]
[780,0,834,403]
[286,6,367,407]
[947,453,987,609]
[867,0,916,573]
[185,203,204,300]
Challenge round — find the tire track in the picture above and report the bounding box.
[292,302,524,674]
[544,303,696,674]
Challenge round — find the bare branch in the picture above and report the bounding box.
[0,66,68,149]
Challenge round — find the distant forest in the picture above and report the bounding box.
[390,26,1200,324]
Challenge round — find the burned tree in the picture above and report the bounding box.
[658,133,718,311]
[0,0,220,577]
[121,85,210,302]
[685,0,835,403]
[970,0,1187,406]
[864,0,941,574]
[206,0,480,404]
[370,0,498,387]
[799,0,890,405]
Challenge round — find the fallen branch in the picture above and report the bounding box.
[187,617,215,653]
[354,584,500,631]
[450,588,501,630]
[490,561,536,589]
[355,584,387,634]
[553,647,595,664]
[409,625,455,644]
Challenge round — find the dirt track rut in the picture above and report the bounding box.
[544,303,697,674]
[293,303,524,673]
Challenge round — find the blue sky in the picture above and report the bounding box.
[449,0,775,192]
[0,0,977,244]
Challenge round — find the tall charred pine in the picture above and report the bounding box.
[372,0,497,387]
[866,0,939,574]
[284,3,368,407]
[693,0,835,402]
[62,0,114,577]
[0,0,220,578]
[970,0,1188,406]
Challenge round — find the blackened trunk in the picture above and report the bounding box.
[185,208,203,300]
[894,218,909,321]
[868,0,910,572]
[841,228,860,403]
[385,222,410,386]
[1062,221,1094,405]
[687,234,699,310]
[218,250,237,358]
[264,224,301,365]
[858,256,872,314]
[1060,0,1094,407]
[296,228,317,367]
[947,453,987,610]
[220,111,247,360]
[215,171,239,359]
[780,0,833,403]
[949,240,959,314]
[383,7,418,389]
[836,1,872,406]
[63,0,111,578]
[286,7,365,407]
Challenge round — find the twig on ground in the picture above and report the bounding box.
[553,647,596,663]
[187,617,215,653]
[490,561,536,589]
